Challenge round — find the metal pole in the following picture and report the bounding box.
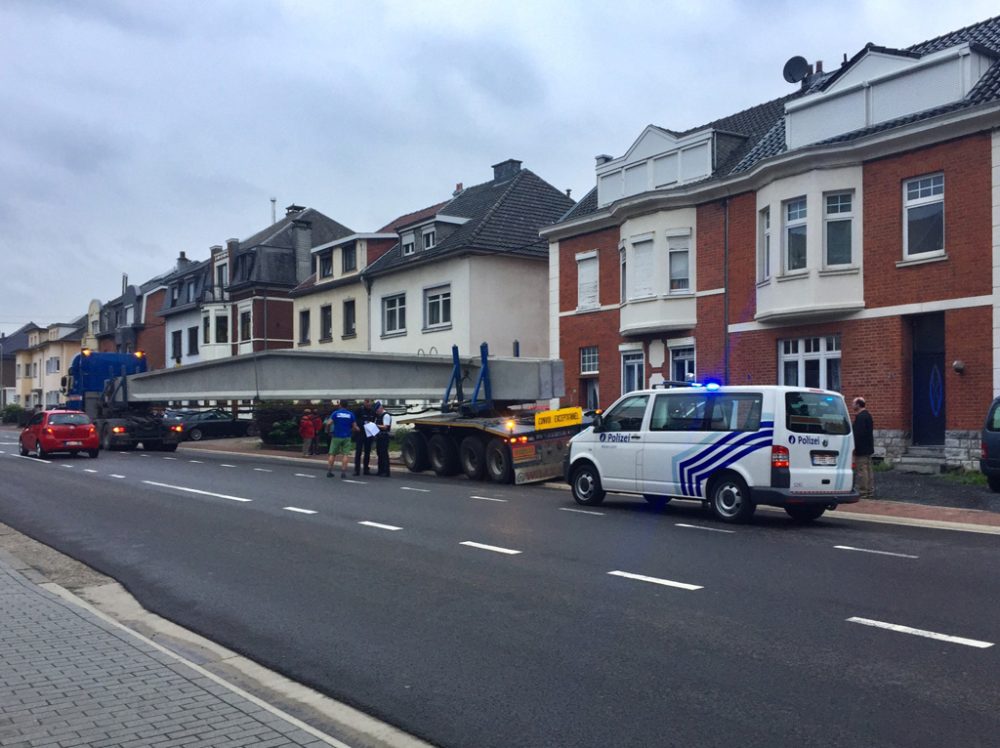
[0,339,5,409]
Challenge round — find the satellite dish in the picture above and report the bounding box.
[782,56,811,84]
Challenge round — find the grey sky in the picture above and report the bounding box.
[2,0,997,336]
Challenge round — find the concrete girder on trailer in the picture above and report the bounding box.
[123,349,564,403]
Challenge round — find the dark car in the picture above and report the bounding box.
[980,396,1000,492]
[167,408,259,442]
[19,409,100,458]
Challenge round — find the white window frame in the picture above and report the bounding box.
[783,197,808,273]
[824,191,854,267]
[576,251,599,310]
[667,236,690,294]
[621,351,645,395]
[619,243,627,304]
[580,346,599,375]
[903,173,945,259]
[758,206,771,281]
[423,285,451,329]
[670,346,695,383]
[382,293,406,336]
[402,232,415,256]
[628,237,655,300]
[422,227,436,250]
[778,335,841,391]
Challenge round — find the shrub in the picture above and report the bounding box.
[2,403,24,424]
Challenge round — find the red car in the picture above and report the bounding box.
[19,409,100,459]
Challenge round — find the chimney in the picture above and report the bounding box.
[453,182,464,196]
[491,159,522,183]
[121,273,128,295]
[285,203,306,216]
[226,238,239,256]
[595,154,613,166]
[815,60,823,74]
[566,189,572,198]
[292,218,313,282]
[210,244,223,256]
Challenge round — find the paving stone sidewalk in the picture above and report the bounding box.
[0,555,335,748]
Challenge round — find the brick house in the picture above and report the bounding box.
[542,16,1000,468]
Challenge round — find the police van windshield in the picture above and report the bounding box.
[785,392,850,435]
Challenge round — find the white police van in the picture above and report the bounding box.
[566,384,858,523]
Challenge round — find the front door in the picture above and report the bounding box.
[911,314,945,445]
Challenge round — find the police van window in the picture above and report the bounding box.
[785,392,850,435]
[708,394,763,432]
[651,393,707,431]
[601,395,649,432]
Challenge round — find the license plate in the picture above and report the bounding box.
[811,451,837,466]
[66,441,82,447]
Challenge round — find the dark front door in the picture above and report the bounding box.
[911,313,945,445]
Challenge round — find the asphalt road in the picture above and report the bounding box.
[1,437,998,748]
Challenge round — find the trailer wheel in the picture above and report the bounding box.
[429,434,460,476]
[402,431,430,472]
[460,436,487,480]
[485,438,513,484]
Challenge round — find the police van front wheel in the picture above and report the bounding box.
[571,464,605,506]
[708,475,754,523]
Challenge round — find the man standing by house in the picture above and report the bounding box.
[852,397,875,500]
[352,398,375,475]
[326,400,356,478]
[374,401,392,477]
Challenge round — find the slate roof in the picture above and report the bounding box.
[364,167,575,277]
[0,322,41,356]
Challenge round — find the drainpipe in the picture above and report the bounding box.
[723,198,730,384]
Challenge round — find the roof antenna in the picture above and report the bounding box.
[270,197,276,225]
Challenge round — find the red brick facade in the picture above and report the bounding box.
[136,289,167,370]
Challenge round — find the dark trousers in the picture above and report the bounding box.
[354,436,373,474]
[375,434,390,476]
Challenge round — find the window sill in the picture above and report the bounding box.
[580,371,599,378]
[776,271,809,283]
[756,278,772,288]
[298,340,311,346]
[818,266,860,277]
[623,295,658,305]
[319,337,333,344]
[661,290,694,298]
[896,253,948,269]
[421,324,453,333]
[342,333,357,340]
[575,304,601,314]
[381,331,406,339]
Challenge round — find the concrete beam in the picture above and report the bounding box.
[124,350,564,403]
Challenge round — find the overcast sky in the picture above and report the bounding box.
[2,0,997,336]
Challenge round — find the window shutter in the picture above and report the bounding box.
[577,256,598,308]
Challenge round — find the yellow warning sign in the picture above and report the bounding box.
[534,406,583,431]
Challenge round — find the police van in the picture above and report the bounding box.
[565,384,858,523]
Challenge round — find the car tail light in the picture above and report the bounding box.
[771,445,790,469]
[982,442,988,459]
[87,425,96,434]
[45,427,54,435]
[112,425,126,434]
[171,425,183,433]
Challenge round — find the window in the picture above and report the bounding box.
[784,197,807,272]
[15,363,21,378]
[619,246,627,303]
[621,351,644,394]
[216,314,229,344]
[171,330,182,361]
[629,239,654,299]
[319,254,332,278]
[601,394,649,432]
[299,310,310,344]
[402,233,415,256]
[424,286,451,328]
[342,244,356,273]
[343,299,356,337]
[382,294,405,335]
[202,316,210,345]
[320,305,332,341]
[580,346,599,375]
[824,192,853,266]
[216,263,228,289]
[171,286,179,303]
[582,379,600,410]
[779,335,841,391]
[667,236,689,292]
[186,281,196,303]
[758,207,771,281]
[576,254,598,309]
[240,311,251,342]
[187,326,199,355]
[785,391,850,435]
[422,228,436,250]
[904,174,944,257]
[670,346,695,383]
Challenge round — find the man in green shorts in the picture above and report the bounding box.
[326,400,356,478]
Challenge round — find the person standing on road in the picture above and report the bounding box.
[352,398,375,476]
[299,408,316,457]
[326,400,356,478]
[374,401,392,477]
[310,409,324,455]
[852,396,875,500]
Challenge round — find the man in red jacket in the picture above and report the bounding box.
[299,408,317,457]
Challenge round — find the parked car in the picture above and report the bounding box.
[165,408,259,441]
[19,409,100,458]
[979,396,1000,492]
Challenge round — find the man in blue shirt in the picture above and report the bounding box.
[325,400,356,478]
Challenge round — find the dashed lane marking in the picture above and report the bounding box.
[294,473,316,479]
[284,507,318,515]
[342,479,367,484]
[188,460,204,464]
[141,480,252,503]
[676,523,735,534]
[460,541,522,555]
[163,457,178,461]
[359,521,403,531]
[608,570,703,591]
[254,468,272,472]
[220,464,236,468]
[847,617,993,648]
[401,486,430,493]
[61,464,74,469]
[110,474,126,479]
[471,495,508,503]
[559,507,604,516]
[834,545,918,559]
[83,469,98,474]
[140,454,150,458]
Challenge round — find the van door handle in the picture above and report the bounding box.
[631,435,642,440]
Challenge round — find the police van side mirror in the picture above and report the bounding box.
[591,413,604,432]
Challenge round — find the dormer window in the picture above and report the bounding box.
[319,253,333,278]
[342,243,357,273]
[422,228,436,250]
[402,232,415,256]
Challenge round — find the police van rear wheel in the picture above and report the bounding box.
[784,505,826,522]
[709,474,754,523]
[571,463,605,506]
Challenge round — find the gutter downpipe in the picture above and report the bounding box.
[723,198,730,385]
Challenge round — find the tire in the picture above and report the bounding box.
[35,440,48,460]
[245,423,260,437]
[485,438,513,484]
[459,436,487,480]
[708,474,755,523]
[428,434,460,476]
[571,462,605,506]
[988,475,1000,493]
[19,440,28,457]
[402,431,430,472]
[188,427,204,442]
[101,428,113,451]
[88,449,99,459]
[784,505,826,522]
[643,494,672,509]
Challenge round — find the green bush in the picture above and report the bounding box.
[267,419,301,446]
[2,403,24,424]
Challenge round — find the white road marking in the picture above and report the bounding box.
[834,545,918,559]
[847,617,994,648]
[676,523,736,534]
[220,464,236,468]
[608,570,703,591]
[0,450,5,454]
[163,457,178,461]
[294,473,316,479]
[141,480,252,503]
[342,479,367,484]
[560,507,604,516]
[83,469,98,474]
[188,460,204,464]
[460,541,522,555]
[140,454,150,458]
[359,521,403,531]
[401,486,430,493]
[12,454,50,464]
[61,464,74,469]
[253,468,272,473]
[471,495,508,503]
[284,507,318,515]
[110,474,126,479]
